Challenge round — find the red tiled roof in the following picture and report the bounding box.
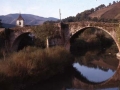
[17,14,24,20]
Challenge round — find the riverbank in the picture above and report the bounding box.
[0,46,74,90]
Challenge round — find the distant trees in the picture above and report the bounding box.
[63,9,94,22]
[113,1,116,4]
[108,3,112,6]
[95,4,106,11]
[108,1,120,6]
[63,4,107,22]
[62,16,75,22]
[76,10,92,21]
[62,1,120,23]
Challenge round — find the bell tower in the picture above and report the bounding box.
[16,14,24,27]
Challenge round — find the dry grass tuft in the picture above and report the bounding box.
[0,46,74,82]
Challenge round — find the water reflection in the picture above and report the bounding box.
[19,44,120,90]
[96,88,119,90]
[73,63,115,83]
[26,64,120,90]
[72,47,119,83]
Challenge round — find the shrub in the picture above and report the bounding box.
[0,46,74,82]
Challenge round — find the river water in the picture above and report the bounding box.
[73,48,119,83]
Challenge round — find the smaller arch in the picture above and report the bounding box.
[11,32,34,51]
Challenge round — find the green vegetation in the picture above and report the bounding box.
[0,46,74,89]
[70,28,114,55]
[75,49,119,71]
[0,46,73,78]
[31,23,59,48]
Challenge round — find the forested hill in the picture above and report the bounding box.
[63,1,120,23]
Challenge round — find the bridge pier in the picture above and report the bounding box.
[60,22,70,50]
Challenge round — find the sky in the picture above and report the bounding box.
[0,0,119,19]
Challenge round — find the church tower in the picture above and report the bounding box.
[16,14,24,27]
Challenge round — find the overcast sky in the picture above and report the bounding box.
[0,0,119,19]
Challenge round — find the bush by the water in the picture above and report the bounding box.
[0,46,74,82]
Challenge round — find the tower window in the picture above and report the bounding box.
[19,21,21,25]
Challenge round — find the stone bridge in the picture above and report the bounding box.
[0,21,120,54]
[57,22,120,89]
[59,22,120,54]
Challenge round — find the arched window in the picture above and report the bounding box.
[19,21,21,25]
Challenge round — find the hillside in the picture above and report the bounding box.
[0,14,58,25]
[63,1,120,23]
[89,2,120,19]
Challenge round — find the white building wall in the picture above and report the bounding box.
[16,20,24,27]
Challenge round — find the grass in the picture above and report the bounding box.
[0,46,74,89]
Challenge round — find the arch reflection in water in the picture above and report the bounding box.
[72,47,119,83]
[73,63,115,83]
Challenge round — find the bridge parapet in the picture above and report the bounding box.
[68,22,119,42]
[11,27,32,32]
[68,22,118,35]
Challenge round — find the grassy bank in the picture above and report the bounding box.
[0,46,74,89]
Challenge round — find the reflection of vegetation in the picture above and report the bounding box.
[75,49,119,72]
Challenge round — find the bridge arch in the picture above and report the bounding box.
[69,26,120,87]
[11,32,34,51]
[70,26,119,52]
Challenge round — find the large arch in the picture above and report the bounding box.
[11,32,34,51]
[69,26,120,87]
[70,26,119,52]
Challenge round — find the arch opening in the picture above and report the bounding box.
[12,32,34,51]
[70,27,119,55]
[70,27,119,83]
